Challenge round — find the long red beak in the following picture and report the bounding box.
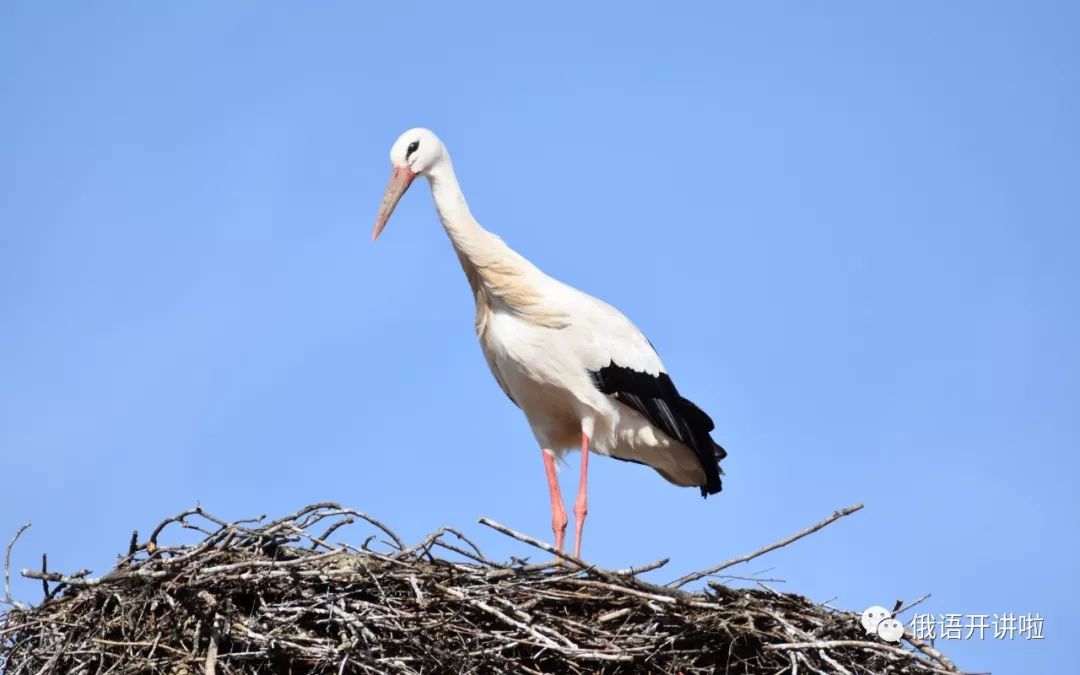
[372,166,417,241]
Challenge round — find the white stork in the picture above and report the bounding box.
[373,129,726,557]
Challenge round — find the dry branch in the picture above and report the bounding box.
[0,502,961,674]
[667,503,864,589]
[1,523,30,611]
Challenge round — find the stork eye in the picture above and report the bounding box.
[406,141,420,158]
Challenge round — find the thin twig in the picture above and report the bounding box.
[613,557,670,576]
[3,522,30,609]
[667,503,864,588]
[894,593,932,617]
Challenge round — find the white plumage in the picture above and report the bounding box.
[481,279,705,486]
[373,128,726,556]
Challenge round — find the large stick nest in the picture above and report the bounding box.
[1,503,959,674]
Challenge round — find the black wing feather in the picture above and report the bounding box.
[590,361,726,497]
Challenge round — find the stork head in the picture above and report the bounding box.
[372,128,446,241]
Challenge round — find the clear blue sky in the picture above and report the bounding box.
[2,3,1076,672]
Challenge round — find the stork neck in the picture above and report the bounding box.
[424,158,565,328]
[427,161,496,253]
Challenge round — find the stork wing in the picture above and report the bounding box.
[573,292,726,496]
[590,361,726,496]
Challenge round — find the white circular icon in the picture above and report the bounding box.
[860,605,890,635]
[877,618,904,642]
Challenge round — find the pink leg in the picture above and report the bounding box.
[573,432,590,558]
[541,449,568,551]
